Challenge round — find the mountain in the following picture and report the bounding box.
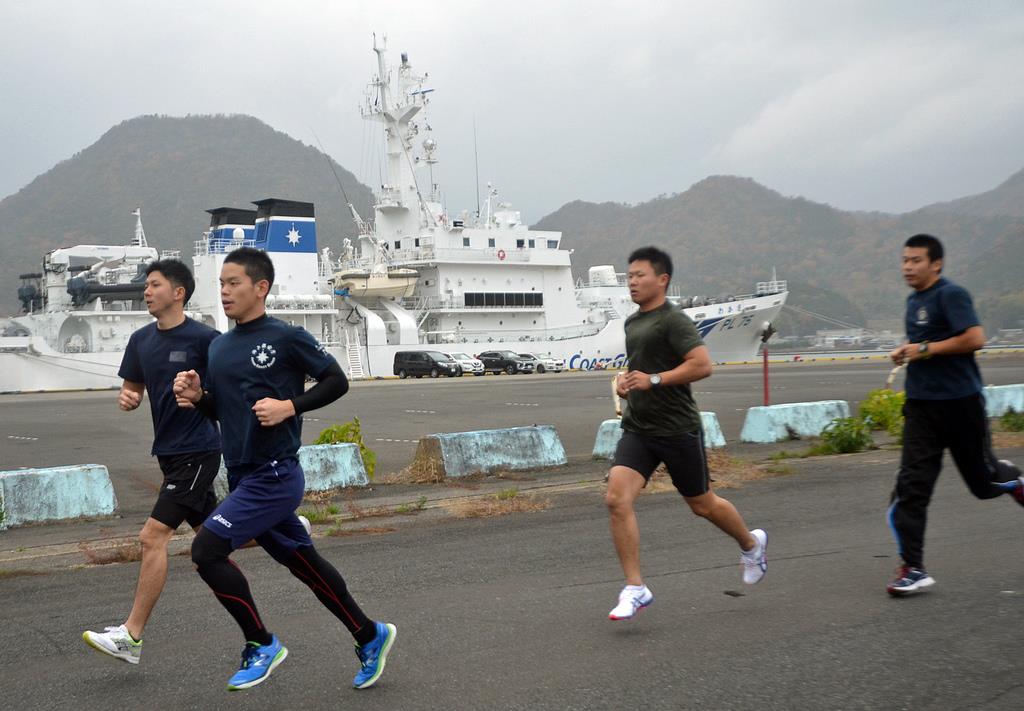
[533,174,1024,332]
[921,168,1024,218]
[0,114,374,313]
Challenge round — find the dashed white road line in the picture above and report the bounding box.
[505,402,540,407]
[7,435,39,441]
[404,409,437,414]
[374,438,419,444]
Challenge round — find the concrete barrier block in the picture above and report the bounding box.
[740,400,851,443]
[984,384,1024,418]
[592,412,726,460]
[213,443,368,500]
[0,464,118,530]
[412,425,568,479]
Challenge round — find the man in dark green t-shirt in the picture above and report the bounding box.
[606,246,768,621]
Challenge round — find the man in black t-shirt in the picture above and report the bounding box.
[82,259,221,664]
[886,234,1022,596]
[174,248,395,692]
[605,246,767,621]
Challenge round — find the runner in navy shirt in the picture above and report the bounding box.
[885,234,1023,596]
[82,259,221,665]
[174,247,396,692]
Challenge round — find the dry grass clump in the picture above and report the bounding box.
[0,568,47,579]
[992,430,1024,448]
[325,526,398,538]
[79,541,142,565]
[445,488,551,518]
[638,451,778,495]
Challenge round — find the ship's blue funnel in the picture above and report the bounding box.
[252,198,317,254]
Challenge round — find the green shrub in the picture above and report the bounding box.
[818,416,874,454]
[315,417,377,480]
[859,389,905,432]
[1000,409,1024,432]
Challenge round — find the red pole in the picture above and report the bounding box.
[762,342,770,406]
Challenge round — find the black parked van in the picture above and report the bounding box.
[393,351,462,379]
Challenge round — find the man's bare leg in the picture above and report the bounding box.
[605,466,648,585]
[123,518,177,640]
[684,491,756,551]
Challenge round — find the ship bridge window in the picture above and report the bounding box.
[394,240,401,250]
[547,240,558,249]
[414,238,420,247]
[463,237,470,247]
[464,292,543,307]
[528,239,535,248]
[516,239,525,248]
[488,238,495,248]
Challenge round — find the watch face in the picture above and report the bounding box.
[650,374,661,385]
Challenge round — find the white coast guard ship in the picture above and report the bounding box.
[0,39,786,393]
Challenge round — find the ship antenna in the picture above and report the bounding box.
[131,207,148,247]
[473,117,481,221]
[310,127,369,235]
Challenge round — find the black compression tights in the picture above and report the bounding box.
[191,528,375,646]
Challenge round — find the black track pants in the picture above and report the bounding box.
[888,393,1008,569]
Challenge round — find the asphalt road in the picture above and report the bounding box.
[3,354,1024,518]
[1,443,1022,709]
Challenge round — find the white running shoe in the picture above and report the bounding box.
[299,514,312,536]
[741,529,768,584]
[82,624,142,664]
[608,585,654,620]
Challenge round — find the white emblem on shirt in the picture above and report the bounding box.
[251,342,277,369]
[916,307,928,326]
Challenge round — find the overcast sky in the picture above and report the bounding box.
[2,1,1022,222]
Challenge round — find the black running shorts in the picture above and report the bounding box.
[611,429,710,497]
[150,450,222,529]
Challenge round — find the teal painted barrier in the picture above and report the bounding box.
[740,400,851,443]
[213,443,368,500]
[592,412,727,459]
[0,464,118,530]
[984,384,1024,418]
[415,425,567,478]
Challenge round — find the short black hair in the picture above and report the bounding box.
[146,259,195,303]
[223,247,275,289]
[904,234,944,263]
[628,246,673,281]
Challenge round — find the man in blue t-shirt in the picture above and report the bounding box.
[885,234,1023,596]
[82,259,221,664]
[174,247,395,692]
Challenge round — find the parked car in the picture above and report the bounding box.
[445,352,486,376]
[476,350,535,375]
[393,350,462,378]
[517,352,565,374]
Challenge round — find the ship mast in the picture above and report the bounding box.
[130,208,148,247]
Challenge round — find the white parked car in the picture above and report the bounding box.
[518,352,565,374]
[446,352,486,376]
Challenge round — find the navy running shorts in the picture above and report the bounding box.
[151,450,221,529]
[203,457,314,553]
[611,429,711,497]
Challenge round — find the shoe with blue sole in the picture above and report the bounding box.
[227,635,288,690]
[353,621,397,689]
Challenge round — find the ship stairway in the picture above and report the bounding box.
[343,332,366,379]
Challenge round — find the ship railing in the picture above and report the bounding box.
[756,280,788,295]
[400,296,545,312]
[160,250,182,261]
[420,321,607,345]
[194,238,257,256]
[388,246,531,264]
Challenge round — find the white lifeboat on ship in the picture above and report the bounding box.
[334,264,419,299]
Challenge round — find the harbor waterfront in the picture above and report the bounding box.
[1,356,1022,709]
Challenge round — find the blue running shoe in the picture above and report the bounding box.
[227,636,288,691]
[353,621,397,689]
[886,566,935,596]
